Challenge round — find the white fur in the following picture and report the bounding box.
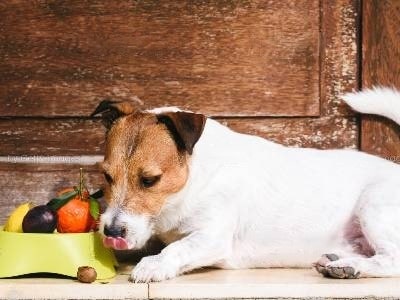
[342,86,400,124]
[129,88,400,282]
[146,106,182,114]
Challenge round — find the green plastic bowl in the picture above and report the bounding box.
[0,227,117,279]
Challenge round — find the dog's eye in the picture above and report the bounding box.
[103,172,113,184]
[141,175,161,188]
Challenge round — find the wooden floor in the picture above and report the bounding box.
[2,266,400,299]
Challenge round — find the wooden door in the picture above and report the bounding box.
[361,0,400,162]
[0,0,360,222]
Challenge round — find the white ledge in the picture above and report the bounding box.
[0,155,103,165]
[2,268,400,299]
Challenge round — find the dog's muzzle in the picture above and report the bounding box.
[102,224,129,250]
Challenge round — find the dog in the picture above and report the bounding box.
[91,87,400,282]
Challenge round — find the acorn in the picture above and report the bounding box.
[22,205,57,233]
[77,266,97,283]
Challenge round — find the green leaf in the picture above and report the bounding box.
[46,190,78,211]
[89,197,100,220]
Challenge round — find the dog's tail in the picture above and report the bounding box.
[342,87,400,125]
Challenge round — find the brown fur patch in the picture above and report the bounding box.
[101,112,189,215]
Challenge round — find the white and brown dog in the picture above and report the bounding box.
[92,87,400,282]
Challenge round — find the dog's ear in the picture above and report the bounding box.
[157,111,206,155]
[91,100,137,129]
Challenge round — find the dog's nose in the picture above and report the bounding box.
[103,224,125,238]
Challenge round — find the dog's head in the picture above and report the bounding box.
[91,100,206,250]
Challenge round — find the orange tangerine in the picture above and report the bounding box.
[56,189,96,233]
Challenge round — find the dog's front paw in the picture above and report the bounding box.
[314,253,340,277]
[325,258,360,279]
[314,254,360,279]
[130,255,179,283]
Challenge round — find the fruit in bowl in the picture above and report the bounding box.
[0,169,116,280]
[3,168,102,234]
[53,188,97,233]
[3,202,31,233]
[22,205,58,233]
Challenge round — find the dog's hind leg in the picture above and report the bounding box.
[317,182,400,278]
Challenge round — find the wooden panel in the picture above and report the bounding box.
[0,116,358,156]
[0,163,105,224]
[320,0,360,116]
[0,0,320,117]
[361,116,400,162]
[0,119,106,156]
[361,0,400,160]
[222,116,358,149]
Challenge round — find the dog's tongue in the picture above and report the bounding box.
[103,237,129,250]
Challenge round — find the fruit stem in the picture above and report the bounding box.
[79,168,84,199]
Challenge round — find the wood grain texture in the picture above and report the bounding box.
[0,0,320,117]
[222,116,358,149]
[0,119,106,155]
[361,0,400,160]
[0,116,358,156]
[320,0,360,116]
[0,162,105,224]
